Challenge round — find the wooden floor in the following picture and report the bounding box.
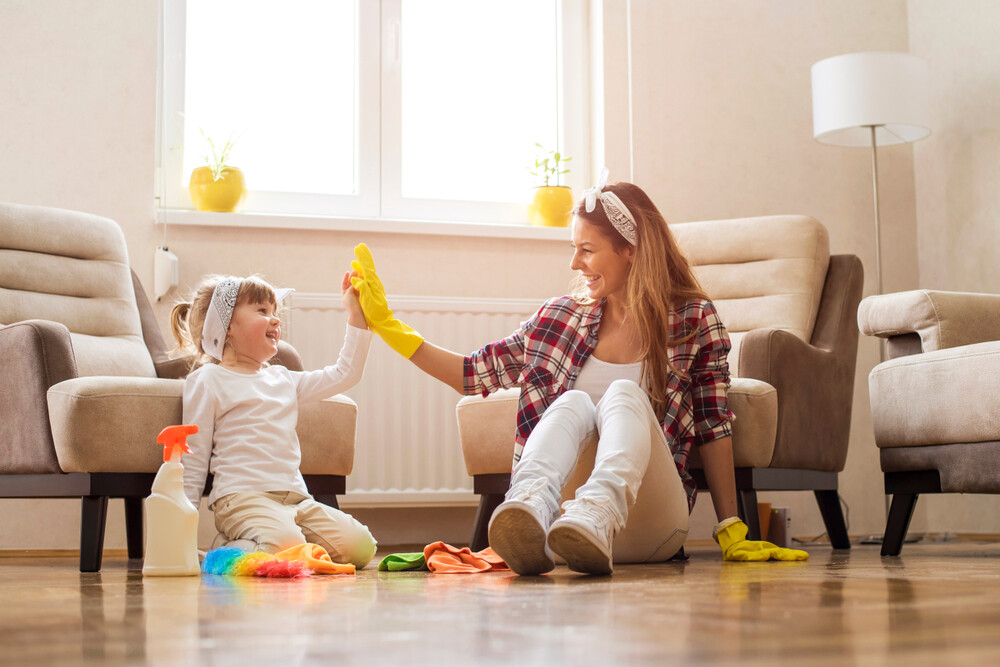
[2,538,1000,666]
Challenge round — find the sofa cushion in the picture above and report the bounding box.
[869,340,1000,448]
[47,377,356,475]
[671,215,829,377]
[0,202,155,378]
[457,378,777,475]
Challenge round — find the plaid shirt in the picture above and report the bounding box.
[463,295,733,512]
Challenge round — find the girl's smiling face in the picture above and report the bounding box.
[570,216,634,301]
[224,299,281,370]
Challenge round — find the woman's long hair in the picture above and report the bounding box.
[571,182,707,419]
[169,274,279,368]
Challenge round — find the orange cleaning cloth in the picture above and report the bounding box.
[274,543,356,575]
[423,542,509,573]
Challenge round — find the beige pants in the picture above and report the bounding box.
[213,490,377,568]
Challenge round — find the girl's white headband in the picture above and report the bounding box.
[582,167,637,246]
[202,277,293,360]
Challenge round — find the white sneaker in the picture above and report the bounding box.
[488,482,556,576]
[547,497,618,575]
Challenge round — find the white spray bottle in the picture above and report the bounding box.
[143,424,201,577]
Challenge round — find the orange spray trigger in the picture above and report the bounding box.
[157,424,199,463]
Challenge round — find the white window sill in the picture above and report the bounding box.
[155,209,572,241]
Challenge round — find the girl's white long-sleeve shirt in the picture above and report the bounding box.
[182,324,373,509]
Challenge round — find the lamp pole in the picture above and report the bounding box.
[870,125,883,298]
[869,124,886,364]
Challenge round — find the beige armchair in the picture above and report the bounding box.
[0,202,357,571]
[858,289,1000,555]
[457,215,862,551]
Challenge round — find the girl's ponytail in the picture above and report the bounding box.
[169,301,194,355]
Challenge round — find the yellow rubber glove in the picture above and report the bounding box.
[713,517,809,561]
[350,243,424,359]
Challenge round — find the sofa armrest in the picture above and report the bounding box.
[736,329,852,471]
[154,339,306,380]
[456,389,520,476]
[298,395,357,476]
[734,253,861,472]
[155,356,193,379]
[858,290,1000,354]
[0,320,79,473]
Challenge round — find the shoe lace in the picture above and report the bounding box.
[562,497,616,529]
[506,476,549,504]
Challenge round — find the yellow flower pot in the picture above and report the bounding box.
[189,166,247,213]
[529,185,573,227]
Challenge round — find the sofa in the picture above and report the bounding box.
[0,201,357,571]
[858,289,1000,555]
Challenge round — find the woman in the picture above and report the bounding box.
[351,171,808,575]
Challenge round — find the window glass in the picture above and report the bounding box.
[399,1,560,203]
[182,0,356,195]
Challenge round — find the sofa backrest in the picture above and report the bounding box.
[671,215,830,377]
[0,202,156,378]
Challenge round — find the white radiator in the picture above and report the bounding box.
[286,293,539,507]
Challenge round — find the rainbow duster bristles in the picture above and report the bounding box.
[202,546,308,578]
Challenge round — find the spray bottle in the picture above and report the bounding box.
[143,424,201,577]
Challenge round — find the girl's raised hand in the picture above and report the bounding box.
[342,269,368,330]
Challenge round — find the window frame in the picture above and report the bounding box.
[157,0,590,230]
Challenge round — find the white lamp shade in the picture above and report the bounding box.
[811,52,930,147]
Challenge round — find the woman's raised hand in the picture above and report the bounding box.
[350,243,425,358]
[713,517,809,561]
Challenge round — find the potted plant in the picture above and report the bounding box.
[528,144,573,227]
[188,129,247,212]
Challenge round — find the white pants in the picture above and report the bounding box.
[510,380,689,563]
[213,490,377,568]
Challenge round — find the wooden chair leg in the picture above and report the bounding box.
[737,488,761,540]
[314,494,341,510]
[124,497,144,559]
[882,493,919,557]
[80,495,108,573]
[814,489,851,549]
[470,493,504,552]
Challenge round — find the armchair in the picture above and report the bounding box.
[858,289,1000,555]
[458,215,862,552]
[0,201,357,571]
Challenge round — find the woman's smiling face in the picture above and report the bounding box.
[569,215,634,301]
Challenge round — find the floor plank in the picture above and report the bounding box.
[1,539,999,665]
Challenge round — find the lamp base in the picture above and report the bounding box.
[859,534,921,545]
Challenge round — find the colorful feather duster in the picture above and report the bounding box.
[201,547,309,578]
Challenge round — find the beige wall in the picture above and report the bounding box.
[0,0,161,549]
[908,0,1000,533]
[2,0,993,550]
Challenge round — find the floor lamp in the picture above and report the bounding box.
[810,51,931,544]
[811,52,931,316]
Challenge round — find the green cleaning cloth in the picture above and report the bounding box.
[378,552,428,572]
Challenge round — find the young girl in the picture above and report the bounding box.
[350,171,808,575]
[170,270,377,568]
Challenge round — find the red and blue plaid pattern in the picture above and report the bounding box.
[463,295,733,512]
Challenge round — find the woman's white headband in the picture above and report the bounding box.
[202,277,293,360]
[582,167,637,246]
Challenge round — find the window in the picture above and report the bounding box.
[159,0,590,226]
